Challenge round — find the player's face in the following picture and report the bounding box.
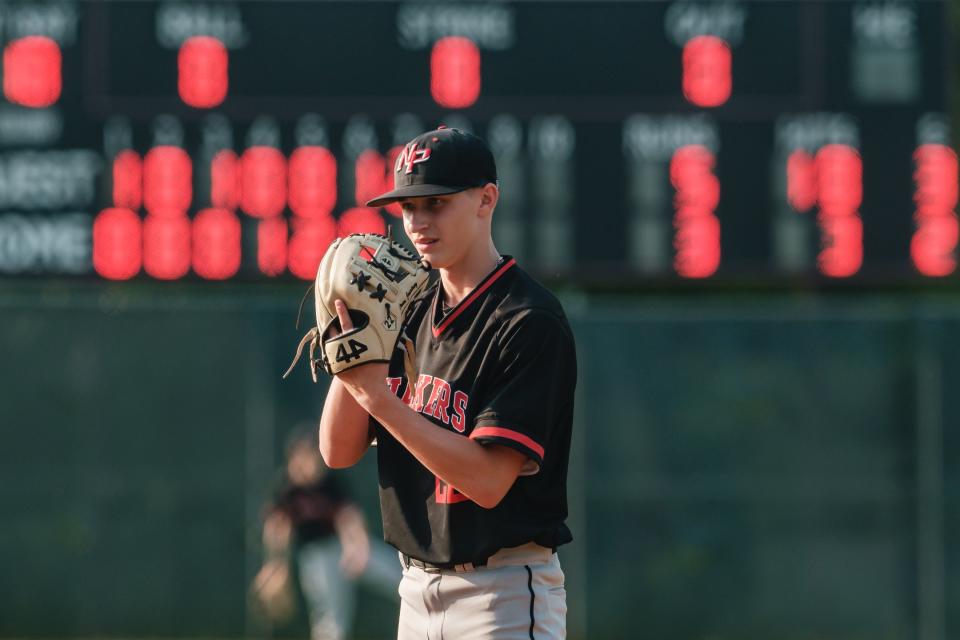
[399,187,493,269]
[287,444,324,485]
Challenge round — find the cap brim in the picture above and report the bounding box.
[365,183,470,208]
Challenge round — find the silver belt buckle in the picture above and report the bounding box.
[409,555,440,573]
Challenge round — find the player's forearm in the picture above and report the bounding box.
[318,377,373,468]
[360,388,523,508]
[334,504,369,547]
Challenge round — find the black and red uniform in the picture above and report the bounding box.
[372,256,577,565]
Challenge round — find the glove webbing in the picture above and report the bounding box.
[282,282,322,381]
[282,327,321,383]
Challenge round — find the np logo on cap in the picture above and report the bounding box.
[366,127,498,208]
[396,143,432,175]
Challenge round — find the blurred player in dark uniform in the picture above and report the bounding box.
[254,429,399,640]
[318,127,577,638]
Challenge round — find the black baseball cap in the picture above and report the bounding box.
[366,127,498,207]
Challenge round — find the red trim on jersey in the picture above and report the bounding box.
[470,426,545,460]
[432,258,517,338]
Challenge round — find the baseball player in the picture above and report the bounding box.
[318,127,576,639]
[255,429,370,640]
[254,427,402,640]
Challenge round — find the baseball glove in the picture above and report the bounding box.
[250,558,296,623]
[283,233,430,382]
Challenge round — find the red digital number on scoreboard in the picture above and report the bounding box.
[431,36,481,109]
[786,145,863,277]
[113,150,143,211]
[93,208,142,281]
[241,146,287,219]
[240,146,287,218]
[670,145,721,278]
[816,145,863,277]
[288,216,337,280]
[143,215,191,280]
[786,150,817,213]
[2,36,61,108]
[258,217,288,278]
[682,35,731,108]
[912,144,959,276]
[210,149,241,211]
[338,207,387,237]
[178,36,228,109]
[354,150,388,208]
[143,146,192,216]
[192,208,241,280]
[288,146,337,219]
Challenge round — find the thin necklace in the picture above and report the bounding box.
[442,255,504,314]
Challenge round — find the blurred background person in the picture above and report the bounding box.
[253,427,400,640]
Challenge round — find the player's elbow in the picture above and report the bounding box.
[471,483,512,510]
[319,444,362,469]
[469,446,526,509]
[474,494,504,510]
[317,428,365,468]
[317,414,369,468]
[320,451,350,469]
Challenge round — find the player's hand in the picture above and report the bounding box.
[252,559,295,622]
[334,504,372,578]
[333,299,353,335]
[333,299,390,406]
[339,538,370,579]
[262,511,292,553]
[337,361,391,405]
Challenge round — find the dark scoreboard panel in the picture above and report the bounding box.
[0,0,953,283]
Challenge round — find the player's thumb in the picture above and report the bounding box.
[335,299,355,333]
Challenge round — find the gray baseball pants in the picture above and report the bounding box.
[396,543,566,640]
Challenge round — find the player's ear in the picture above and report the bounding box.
[477,183,499,219]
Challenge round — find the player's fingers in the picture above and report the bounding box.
[335,299,354,332]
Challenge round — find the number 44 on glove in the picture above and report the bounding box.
[283,233,431,382]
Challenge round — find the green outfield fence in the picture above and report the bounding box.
[1,285,958,640]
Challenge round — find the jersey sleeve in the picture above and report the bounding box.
[470,309,576,473]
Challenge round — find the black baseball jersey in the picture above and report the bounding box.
[372,257,577,565]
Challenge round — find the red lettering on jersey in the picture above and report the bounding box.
[423,378,452,425]
[386,376,402,395]
[400,382,414,405]
[410,374,434,412]
[450,390,468,433]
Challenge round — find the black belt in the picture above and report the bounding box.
[400,552,489,574]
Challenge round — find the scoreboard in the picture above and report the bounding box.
[0,0,953,284]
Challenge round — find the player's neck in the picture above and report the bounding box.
[439,242,502,307]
